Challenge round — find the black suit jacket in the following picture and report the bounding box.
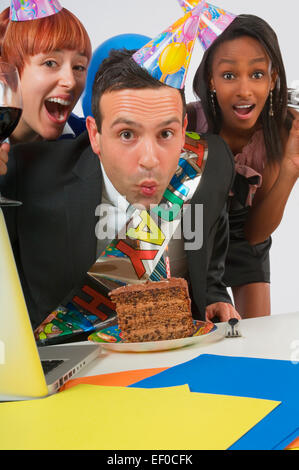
[0,131,234,327]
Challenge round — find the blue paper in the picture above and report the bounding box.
[273,428,299,450]
[131,354,299,450]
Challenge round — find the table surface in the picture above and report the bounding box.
[79,311,299,378]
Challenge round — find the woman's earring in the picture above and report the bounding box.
[210,89,216,116]
[269,90,274,117]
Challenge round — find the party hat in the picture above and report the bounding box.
[10,0,63,22]
[133,3,204,89]
[177,0,236,50]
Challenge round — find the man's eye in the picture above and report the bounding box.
[120,130,133,140]
[223,72,235,80]
[161,130,173,139]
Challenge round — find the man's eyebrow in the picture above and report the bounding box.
[159,117,182,127]
[216,57,268,66]
[111,117,182,128]
[111,118,142,128]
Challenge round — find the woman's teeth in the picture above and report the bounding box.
[233,104,255,116]
[47,97,71,106]
[234,104,254,109]
[45,97,71,122]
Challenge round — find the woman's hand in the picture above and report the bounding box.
[205,302,241,323]
[281,110,299,177]
[245,110,299,245]
[0,142,9,175]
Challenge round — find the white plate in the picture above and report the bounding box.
[88,321,217,353]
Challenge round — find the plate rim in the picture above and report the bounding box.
[88,320,217,352]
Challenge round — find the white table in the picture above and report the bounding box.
[79,311,299,378]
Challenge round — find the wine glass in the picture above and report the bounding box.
[0,62,23,206]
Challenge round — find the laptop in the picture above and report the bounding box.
[0,210,100,401]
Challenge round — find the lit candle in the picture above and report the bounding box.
[165,246,171,279]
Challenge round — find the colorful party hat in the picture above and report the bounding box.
[133,3,204,89]
[10,0,63,21]
[177,0,236,50]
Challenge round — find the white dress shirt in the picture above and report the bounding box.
[96,163,188,279]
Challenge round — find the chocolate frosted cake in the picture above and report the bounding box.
[109,278,194,342]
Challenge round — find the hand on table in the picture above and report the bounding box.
[0,142,9,175]
[205,302,241,323]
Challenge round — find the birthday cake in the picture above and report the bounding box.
[109,278,195,342]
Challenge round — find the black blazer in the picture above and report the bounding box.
[0,131,234,327]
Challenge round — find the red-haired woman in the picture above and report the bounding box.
[0,5,91,161]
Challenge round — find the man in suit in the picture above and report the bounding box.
[0,49,240,329]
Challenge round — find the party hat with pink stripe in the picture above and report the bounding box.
[10,0,63,21]
[177,0,236,50]
[132,2,204,89]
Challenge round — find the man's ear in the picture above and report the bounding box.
[183,113,188,131]
[86,116,101,157]
[182,113,188,143]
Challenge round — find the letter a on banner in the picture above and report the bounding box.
[126,211,165,246]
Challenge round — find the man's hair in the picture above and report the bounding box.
[91,48,186,132]
[193,14,291,163]
[0,7,92,75]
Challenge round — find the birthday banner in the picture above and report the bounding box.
[34,132,208,344]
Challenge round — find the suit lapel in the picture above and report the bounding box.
[64,146,103,285]
[6,136,103,322]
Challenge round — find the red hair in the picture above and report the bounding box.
[0,7,92,75]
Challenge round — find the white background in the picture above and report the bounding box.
[1,0,298,315]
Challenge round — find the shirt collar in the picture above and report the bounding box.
[100,162,130,212]
[61,122,76,137]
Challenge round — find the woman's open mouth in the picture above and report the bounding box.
[233,104,256,119]
[44,97,72,124]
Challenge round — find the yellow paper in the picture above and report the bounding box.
[0,384,280,450]
[0,210,48,398]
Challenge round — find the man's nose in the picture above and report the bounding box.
[138,138,159,170]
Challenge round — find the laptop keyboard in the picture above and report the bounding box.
[41,359,64,375]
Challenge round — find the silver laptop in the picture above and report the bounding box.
[0,209,100,401]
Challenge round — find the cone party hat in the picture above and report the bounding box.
[10,0,63,21]
[133,3,204,89]
[177,0,236,50]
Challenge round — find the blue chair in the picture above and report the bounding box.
[81,33,151,118]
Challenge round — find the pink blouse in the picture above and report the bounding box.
[191,101,267,206]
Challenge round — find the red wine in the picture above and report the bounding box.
[0,106,22,141]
